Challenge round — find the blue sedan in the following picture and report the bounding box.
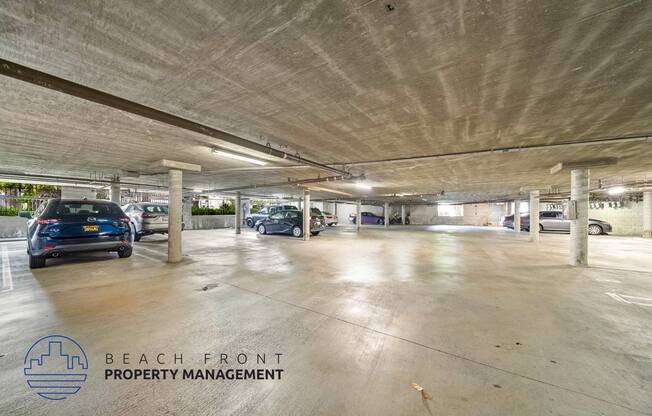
[26,199,133,268]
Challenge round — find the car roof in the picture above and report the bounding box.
[52,198,118,204]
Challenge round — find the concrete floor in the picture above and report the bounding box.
[0,226,651,415]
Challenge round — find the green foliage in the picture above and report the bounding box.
[192,201,235,215]
[0,183,59,198]
[0,207,20,216]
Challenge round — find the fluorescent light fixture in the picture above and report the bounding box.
[607,186,625,195]
[355,182,372,190]
[212,149,267,166]
[192,188,203,192]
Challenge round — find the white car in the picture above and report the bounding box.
[122,203,177,241]
[323,211,338,226]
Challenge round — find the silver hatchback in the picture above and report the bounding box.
[502,211,612,235]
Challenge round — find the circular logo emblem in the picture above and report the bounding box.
[24,335,88,400]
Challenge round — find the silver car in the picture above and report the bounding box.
[122,203,173,241]
[502,211,612,235]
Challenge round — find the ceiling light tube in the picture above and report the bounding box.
[212,149,267,166]
[355,182,372,190]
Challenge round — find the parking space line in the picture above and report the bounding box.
[606,292,652,307]
[133,252,165,263]
[136,245,167,257]
[1,245,13,292]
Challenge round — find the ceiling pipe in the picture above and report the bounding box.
[330,133,652,167]
[0,58,350,177]
[204,174,364,193]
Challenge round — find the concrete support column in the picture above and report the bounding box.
[235,191,241,235]
[642,191,652,238]
[303,189,311,241]
[334,203,338,216]
[401,205,406,225]
[356,200,361,231]
[182,196,193,230]
[570,168,589,266]
[110,181,121,204]
[298,197,302,211]
[513,200,521,233]
[384,202,389,228]
[167,169,183,263]
[529,191,540,242]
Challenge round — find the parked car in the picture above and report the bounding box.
[502,211,612,235]
[323,211,338,226]
[349,211,385,225]
[310,207,325,222]
[246,205,299,228]
[255,210,325,237]
[26,199,133,268]
[122,203,180,241]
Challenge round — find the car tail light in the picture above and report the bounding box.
[45,245,56,249]
[141,213,156,218]
[119,217,131,223]
[37,218,61,224]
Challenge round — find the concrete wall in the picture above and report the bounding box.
[191,215,235,229]
[0,217,28,238]
[589,201,643,236]
[399,203,495,226]
[334,203,384,224]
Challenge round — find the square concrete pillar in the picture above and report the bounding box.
[401,205,406,225]
[167,169,183,263]
[110,181,121,204]
[303,189,311,241]
[529,191,540,242]
[235,192,241,235]
[356,200,362,231]
[570,168,589,266]
[384,202,389,228]
[182,196,193,230]
[643,191,652,238]
[513,200,521,233]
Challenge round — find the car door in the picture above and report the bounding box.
[266,212,284,233]
[543,211,565,231]
[280,211,298,234]
[558,212,571,231]
[539,211,557,230]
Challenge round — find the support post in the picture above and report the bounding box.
[168,169,183,263]
[384,202,389,228]
[570,168,589,266]
[529,190,540,242]
[182,196,193,230]
[356,200,361,231]
[643,191,652,238]
[401,205,406,225]
[110,181,120,204]
[303,189,311,241]
[513,200,521,233]
[235,191,241,235]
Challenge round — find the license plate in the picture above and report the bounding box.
[83,225,99,232]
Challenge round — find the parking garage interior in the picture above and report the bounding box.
[0,1,651,415]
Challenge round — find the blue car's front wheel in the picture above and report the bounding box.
[292,226,302,238]
[258,224,267,234]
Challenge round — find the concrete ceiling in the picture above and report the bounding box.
[0,0,651,202]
